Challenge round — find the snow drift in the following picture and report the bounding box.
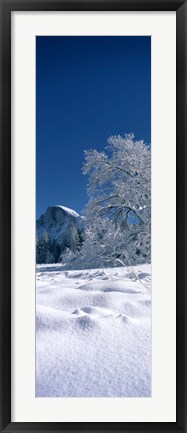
[36,264,151,397]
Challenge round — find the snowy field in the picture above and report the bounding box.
[36,264,151,397]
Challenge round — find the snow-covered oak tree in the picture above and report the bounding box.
[83,133,150,222]
[61,133,151,270]
[82,133,151,266]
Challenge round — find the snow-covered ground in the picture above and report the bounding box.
[36,264,151,397]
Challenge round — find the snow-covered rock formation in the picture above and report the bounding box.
[36,205,84,253]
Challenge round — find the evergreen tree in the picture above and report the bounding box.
[36,230,49,264]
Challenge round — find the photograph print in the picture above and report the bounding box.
[36,36,151,397]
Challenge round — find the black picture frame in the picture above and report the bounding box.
[0,0,186,432]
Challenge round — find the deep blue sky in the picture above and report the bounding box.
[36,36,151,218]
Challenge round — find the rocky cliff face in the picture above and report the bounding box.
[36,205,84,253]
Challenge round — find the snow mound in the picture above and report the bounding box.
[36,264,151,397]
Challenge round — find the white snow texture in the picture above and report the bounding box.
[36,264,151,397]
[55,205,80,218]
